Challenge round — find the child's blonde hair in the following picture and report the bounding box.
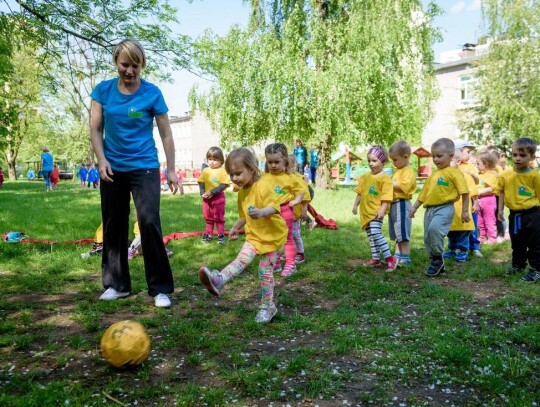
[389,140,411,157]
[288,154,298,174]
[477,150,498,170]
[225,148,261,179]
[264,143,289,172]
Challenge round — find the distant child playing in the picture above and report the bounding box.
[0,167,4,188]
[263,143,305,277]
[388,140,417,267]
[444,149,477,262]
[352,145,398,271]
[410,138,470,276]
[50,163,60,190]
[288,154,311,264]
[199,148,287,323]
[197,147,230,244]
[476,150,500,244]
[497,137,540,282]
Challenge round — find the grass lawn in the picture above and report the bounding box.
[0,180,538,406]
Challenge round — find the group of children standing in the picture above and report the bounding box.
[187,137,540,324]
[78,163,100,188]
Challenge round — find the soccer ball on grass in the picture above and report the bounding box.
[100,320,150,368]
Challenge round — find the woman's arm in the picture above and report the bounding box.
[90,101,114,182]
[155,113,179,194]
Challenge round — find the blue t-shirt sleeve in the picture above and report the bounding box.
[152,89,168,116]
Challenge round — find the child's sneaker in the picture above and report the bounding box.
[201,234,212,243]
[398,258,412,267]
[425,260,445,277]
[363,259,381,267]
[198,267,225,296]
[166,248,173,257]
[521,269,540,282]
[295,253,305,264]
[127,248,138,260]
[308,221,317,231]
[443,250,456,259]
[496,236,506,244]
[455,250,468,262]
[217,234,226,244]
[281,264,296,277]
[81,243,103,259]
[255,302,278,323]
[504,266,524,276]
[385,255,398,271]
[471,249,483,258]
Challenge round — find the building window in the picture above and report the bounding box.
[459,74,478,108]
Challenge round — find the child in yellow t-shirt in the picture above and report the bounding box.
[288,154,311,264]
[352,145,398,271]
[497,138,540,282]
[388,140,417,267]
[410,138,470,276]
[443,149,477,262]
[454,139,482,257]
[262,143,305,277]
[197,147,230,244]
[199,148,288,323]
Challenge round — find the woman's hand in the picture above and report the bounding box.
[98,159,114,182]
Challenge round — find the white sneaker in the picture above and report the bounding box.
[154,293,171,308]
[99,287,129,301]
[255,303,278,323]
[472,249,483,258]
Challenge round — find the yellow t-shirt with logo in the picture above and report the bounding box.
[261,172,305,206]
[197,167,230,192]
[479,170,499,196]
[450,173,475,231]
[354,172,393,230]
[238,177,288,254]
[391,166,417,200]
[418,167,468,207]
[291,173,312,220]
[497,168,540,211]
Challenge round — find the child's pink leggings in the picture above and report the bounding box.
[478,195,497,241]
[280,203,296,269]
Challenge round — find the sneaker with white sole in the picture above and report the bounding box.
[255,302,278,323]
[99,287,129,301]
[154,293,171,307]
[471,249,483,258]
[199,267,225,296]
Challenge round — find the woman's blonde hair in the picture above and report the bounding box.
[113,39,146,68]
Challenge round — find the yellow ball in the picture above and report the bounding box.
[100,320,150,368]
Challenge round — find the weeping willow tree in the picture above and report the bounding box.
[191,0,441,187]
[458,0,540,147]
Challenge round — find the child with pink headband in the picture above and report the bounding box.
[352,145,399,271]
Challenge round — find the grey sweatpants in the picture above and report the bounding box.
[424,203,454,258]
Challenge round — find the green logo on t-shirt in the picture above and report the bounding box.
[274,185,286,195]
[211,176,219,183]
[368,186,379,196]
[128,106,142,118]
[437,177,449,187]
[518,185,533,197]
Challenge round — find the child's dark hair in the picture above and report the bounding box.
[389,140,411,157]
[206,146,225,164]
[225,148,260,179]
[477,150,498,170]
[264,143,289,173]
[512,138,537,156]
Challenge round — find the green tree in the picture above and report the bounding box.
[0,44,44,180]
[191,0,440,187]
[458,1,540,146]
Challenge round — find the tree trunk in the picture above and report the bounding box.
[316,136,335,189]
[6,149,17,180]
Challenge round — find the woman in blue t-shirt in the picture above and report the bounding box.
[41,146,54,191]
[90,39,180,308]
